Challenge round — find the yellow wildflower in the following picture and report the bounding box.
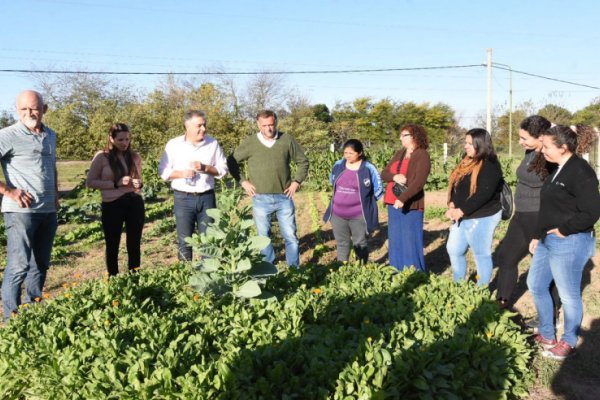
[193,293,201,301]
[104,319,110,326]
[64,293,71,299]
[475,275,481,282]
[486,331,493,338]
[367,337,373,343]
[62,282,69,289]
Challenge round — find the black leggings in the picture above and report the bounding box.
[101,193,145,276]
[495,212,560,307]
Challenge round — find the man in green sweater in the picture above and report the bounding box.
[228,110,309,267]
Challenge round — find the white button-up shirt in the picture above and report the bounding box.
[158,134,228,193]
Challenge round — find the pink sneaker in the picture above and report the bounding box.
[542,340,575,360]
[533,334,557,350]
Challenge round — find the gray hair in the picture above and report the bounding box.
[184,110,207,124]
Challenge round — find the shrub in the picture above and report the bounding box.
[0,263,532,399]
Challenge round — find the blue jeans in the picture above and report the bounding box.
[387,206,425,271]
[446,211,501,286]
[2,212,58,320]
[252,194,299,267]
[527,232,595,347]
[173,190,216,261]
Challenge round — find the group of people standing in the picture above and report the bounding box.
[322,117,599,361]
[1,89,599,361]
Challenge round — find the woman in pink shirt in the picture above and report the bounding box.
[86,123,145,276]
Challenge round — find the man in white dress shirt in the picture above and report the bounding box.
[158,110,228,261]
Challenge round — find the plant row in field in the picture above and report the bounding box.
[0,262,533,399]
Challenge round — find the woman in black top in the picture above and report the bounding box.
[446,128,503,286]
[527,125,600,360]
[495,116,558,309]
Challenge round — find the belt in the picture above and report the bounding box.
[174,189,215,196]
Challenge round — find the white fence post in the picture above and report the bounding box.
[443,143,448,164]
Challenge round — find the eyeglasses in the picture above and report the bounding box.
[400,134,412,138]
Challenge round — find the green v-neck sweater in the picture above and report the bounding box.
[232,132,309,194]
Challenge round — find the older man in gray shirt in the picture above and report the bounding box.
[0,90,58,321]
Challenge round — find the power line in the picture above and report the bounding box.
[0,64,484,76]
[491,65,600,90]
[2,63,599,90]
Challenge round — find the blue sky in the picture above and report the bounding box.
[1,0,599,127]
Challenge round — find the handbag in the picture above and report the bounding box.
[391,151,408,197]
[500,180,513,220]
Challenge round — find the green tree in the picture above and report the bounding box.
[572,98,600,126]
[538,104,573,125]
[312,103,332,123]
[0,111,16,129]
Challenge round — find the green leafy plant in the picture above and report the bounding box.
[186,187,278,299]
[0,263,533,399]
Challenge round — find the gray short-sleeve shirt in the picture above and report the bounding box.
[0,121,57,213]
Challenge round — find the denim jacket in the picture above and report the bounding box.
[323,159,383,233]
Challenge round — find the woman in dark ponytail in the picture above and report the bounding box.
[86,123,145,276]
[494,116,559,312]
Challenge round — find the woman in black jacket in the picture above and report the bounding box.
[446,128,503,286]
[527,125,600,360]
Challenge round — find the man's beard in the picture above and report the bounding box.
[23,117,40,130]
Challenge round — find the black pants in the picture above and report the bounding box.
[495,212,560,307]
[101,193,145,276]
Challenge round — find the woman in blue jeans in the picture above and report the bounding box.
[446,128,503,286]
[527,125,600,360]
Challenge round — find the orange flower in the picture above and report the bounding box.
[312,288,322,295]
[475,275,481,282]
[112,300,120,308]
[74,273,82,279]
[43,293,50,299]
[193,293,200,301]
[62,282,69,289]
[34,297,41,303]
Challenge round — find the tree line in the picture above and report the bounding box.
[0,74,598,160]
